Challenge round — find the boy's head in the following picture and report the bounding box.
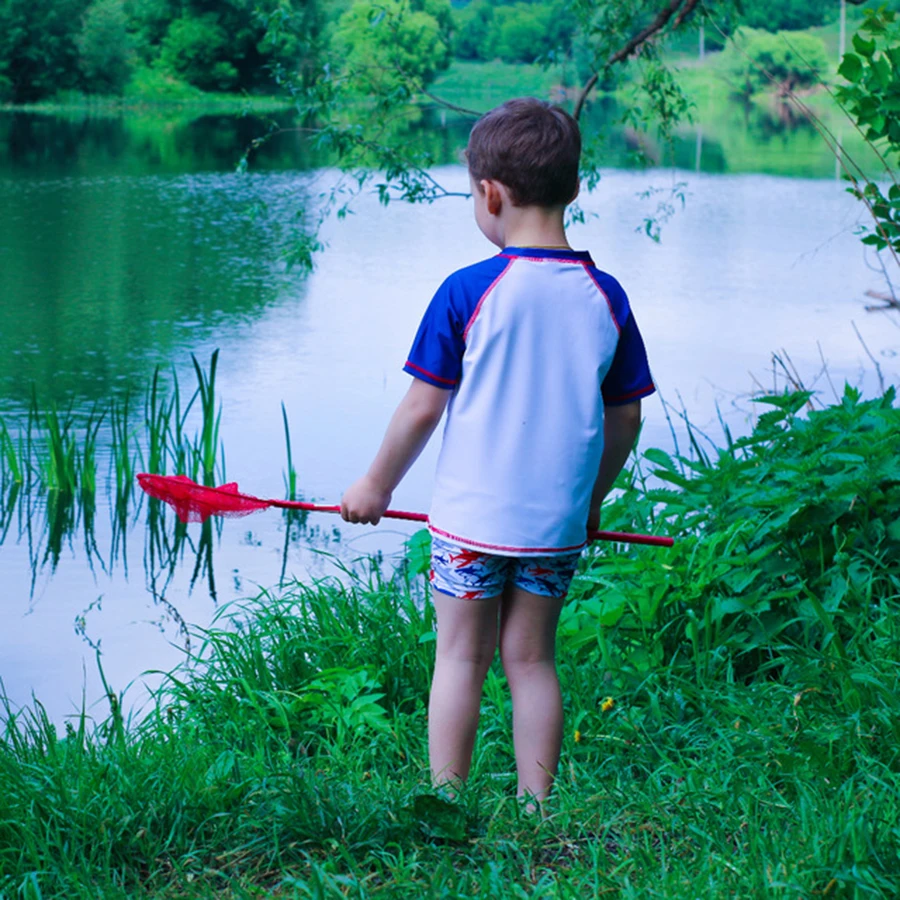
[466,98,581,208]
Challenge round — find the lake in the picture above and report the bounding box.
[1,103,898,724]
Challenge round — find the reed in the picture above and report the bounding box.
[282,401,297,501]
[191,350,223,487]
[109,392,136,511]
[0,419,23,487]
[0,353,229,536]
[39,403,79,494]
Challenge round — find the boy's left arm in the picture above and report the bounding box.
[587,400,642,531]
[341,378,451,524]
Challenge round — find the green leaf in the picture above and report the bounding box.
[751,391,812,414]
[643,447,679,471]
[404,527,431,576]
[838,54,864,83]
[873,54,893,89]
[408,794,468,841]
[853,33,877,58]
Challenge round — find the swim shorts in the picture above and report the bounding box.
[430,534,581,600]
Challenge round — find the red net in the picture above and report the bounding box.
[137,474,271,523]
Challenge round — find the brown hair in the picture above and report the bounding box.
[466,98,581,207]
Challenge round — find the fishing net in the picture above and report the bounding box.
[137,474,272,523]
[136,473,672,545]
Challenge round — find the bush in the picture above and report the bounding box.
[332,0,453,95]
[565,386,900,681]
[157,13,237,92]
[124,63,204,100]
[737,0,830,33]
[724,27,831,97]
[76,0,132,95]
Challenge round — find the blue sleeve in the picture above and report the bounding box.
[403,257,508,389]
[601,309,656,406]
[403,276,467,389]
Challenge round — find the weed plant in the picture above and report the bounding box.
[0,353,226,504]
[0,353,229,580]
[1,386,898,897]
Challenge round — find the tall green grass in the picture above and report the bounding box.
[1,384,898,898]
[0,352,229,503]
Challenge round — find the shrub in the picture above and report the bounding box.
[76,0,132,95]
[157,13,238,92]
[564,387,900,682]
[724,27,831,98]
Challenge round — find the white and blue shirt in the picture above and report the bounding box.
[404,247,655,556]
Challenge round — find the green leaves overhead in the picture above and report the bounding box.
[836,9,900,256]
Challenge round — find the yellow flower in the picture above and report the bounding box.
[574,730,582,743]
[601,696,615,712]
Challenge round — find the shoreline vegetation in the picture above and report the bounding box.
[0,13,858,122]
[1,368,899,896]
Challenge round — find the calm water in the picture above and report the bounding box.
[1,107,898,723]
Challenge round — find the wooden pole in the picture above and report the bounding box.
[839,0,847,61]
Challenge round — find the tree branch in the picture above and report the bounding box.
[573,0,700,121]
[420,89,482,118]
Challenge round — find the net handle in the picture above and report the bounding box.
[267,499,674,547]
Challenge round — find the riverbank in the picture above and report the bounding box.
[2,387,898,898]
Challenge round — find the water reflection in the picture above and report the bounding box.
[0,467,344,615]
[0,171,315,405]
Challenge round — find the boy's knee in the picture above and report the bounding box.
[436,641,496,673]
[499,648,556,674]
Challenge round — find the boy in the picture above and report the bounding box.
[341,98,655,805]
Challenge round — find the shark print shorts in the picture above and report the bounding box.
[429,534,582,600]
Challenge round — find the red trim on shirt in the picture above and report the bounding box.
[499,253,587,264]
[581,262,621,334]
[605,383,656,404]
[463,259,514,343]
[428,523,587,556]
[404,361,457,386]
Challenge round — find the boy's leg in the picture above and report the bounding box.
[428,590,500,786]
[498,585,565,803]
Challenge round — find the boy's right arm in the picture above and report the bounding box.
[341,378,450,525]
[587,400,642,531]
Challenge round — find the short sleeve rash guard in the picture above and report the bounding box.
[404,246,655,555]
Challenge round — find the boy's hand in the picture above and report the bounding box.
[341,475,392,525]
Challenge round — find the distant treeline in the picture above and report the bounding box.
[0,0,322,103]
[0,0,894,105]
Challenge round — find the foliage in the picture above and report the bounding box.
[837,7,900,258]
[76,0,132,95]
[734,0,832,33]
[452,0,575,64]
[332,0,454,95]
[566,386,900,680]
[150,0,310,93]
[0,0,90,103]
[723,26,830,97]
[157,13,240,91]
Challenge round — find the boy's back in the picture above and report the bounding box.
[405,246,653,554]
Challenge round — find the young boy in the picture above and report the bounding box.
[341,98,655,804]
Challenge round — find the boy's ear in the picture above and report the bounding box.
[482,179,503,216]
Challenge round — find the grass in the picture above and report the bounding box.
[1,385,898,897]
[0,567,897,897]
[0,352,226,504]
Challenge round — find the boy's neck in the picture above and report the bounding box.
[497,205,571,251]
